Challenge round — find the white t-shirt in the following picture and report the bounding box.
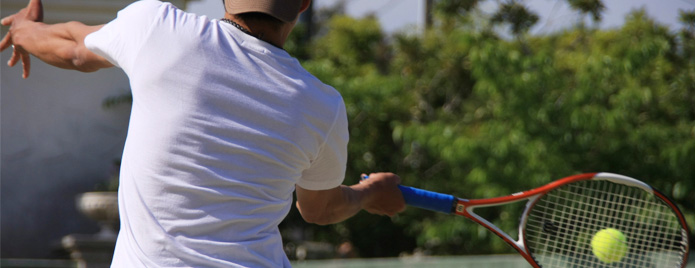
[85,1,348,267]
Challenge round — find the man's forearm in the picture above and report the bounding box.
[12,20,111,71]
[296,185,365,225]
[295,172,405,225]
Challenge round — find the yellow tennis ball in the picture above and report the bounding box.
[591,228,628,263]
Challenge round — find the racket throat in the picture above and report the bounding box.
[456,200,530,256]
[454,202,465,215]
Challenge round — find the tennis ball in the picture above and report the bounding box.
[591,228,628,263]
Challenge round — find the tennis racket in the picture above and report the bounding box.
[368,172,691,268]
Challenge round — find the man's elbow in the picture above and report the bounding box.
[71,56,105,72]
[301,214,334,226]
[296,203,335,226]
[70,45,112,72]
[52,49,100,72]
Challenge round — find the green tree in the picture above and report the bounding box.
[281,3,695,258]
[490,0,539,38]
[567,0,605,24]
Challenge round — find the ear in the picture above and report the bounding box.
[299,0,311,14]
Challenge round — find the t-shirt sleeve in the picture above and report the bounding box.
[85,0,164,72]
[297,101,349,190]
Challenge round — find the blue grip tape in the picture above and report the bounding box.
[361,175,455,214]
[398,185,456,214]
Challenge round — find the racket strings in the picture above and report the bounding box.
[524,180,687,268]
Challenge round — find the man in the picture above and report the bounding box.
[1,0,406,267]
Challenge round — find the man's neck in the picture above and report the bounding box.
[223,14,289,49]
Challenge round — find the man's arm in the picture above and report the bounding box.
[1,0,113,78]
[295,172,406,225]
[7,21,112,72]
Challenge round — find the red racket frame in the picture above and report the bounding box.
[451,173,690,268]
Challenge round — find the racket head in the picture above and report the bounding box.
[521,173,690,268]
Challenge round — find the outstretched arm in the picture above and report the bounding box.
[295,172,406,225]
[1,0,113,78]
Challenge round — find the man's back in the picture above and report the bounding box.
[86,1,348,266]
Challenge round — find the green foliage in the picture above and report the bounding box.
[311,15,389,76]
[490,1,539,36]
[283,2,695,258]
[567,0,606,22]
[434,0,482,21]
[284,22,311,60]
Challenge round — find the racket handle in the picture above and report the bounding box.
[361,175,456,214]
[398,185,456,214]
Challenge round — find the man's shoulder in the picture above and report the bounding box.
[117,0,172,21]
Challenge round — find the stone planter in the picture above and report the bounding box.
[61,192,119,268]
[75,192,119,238]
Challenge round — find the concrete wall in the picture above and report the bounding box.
[1,0,190,258]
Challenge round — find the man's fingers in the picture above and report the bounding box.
[20,50,31,78]
[27,0,44,21]
[0,13,15,52]
[8,49,20,67]
[7,46,32,79]
[1,14,15,26]
[29,0,42,7]
[0,34,13,52]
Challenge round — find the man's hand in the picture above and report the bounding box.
[0,0,111,76]
[295,172,405,225]
[1,0,44,78]
[356,172,405,217]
